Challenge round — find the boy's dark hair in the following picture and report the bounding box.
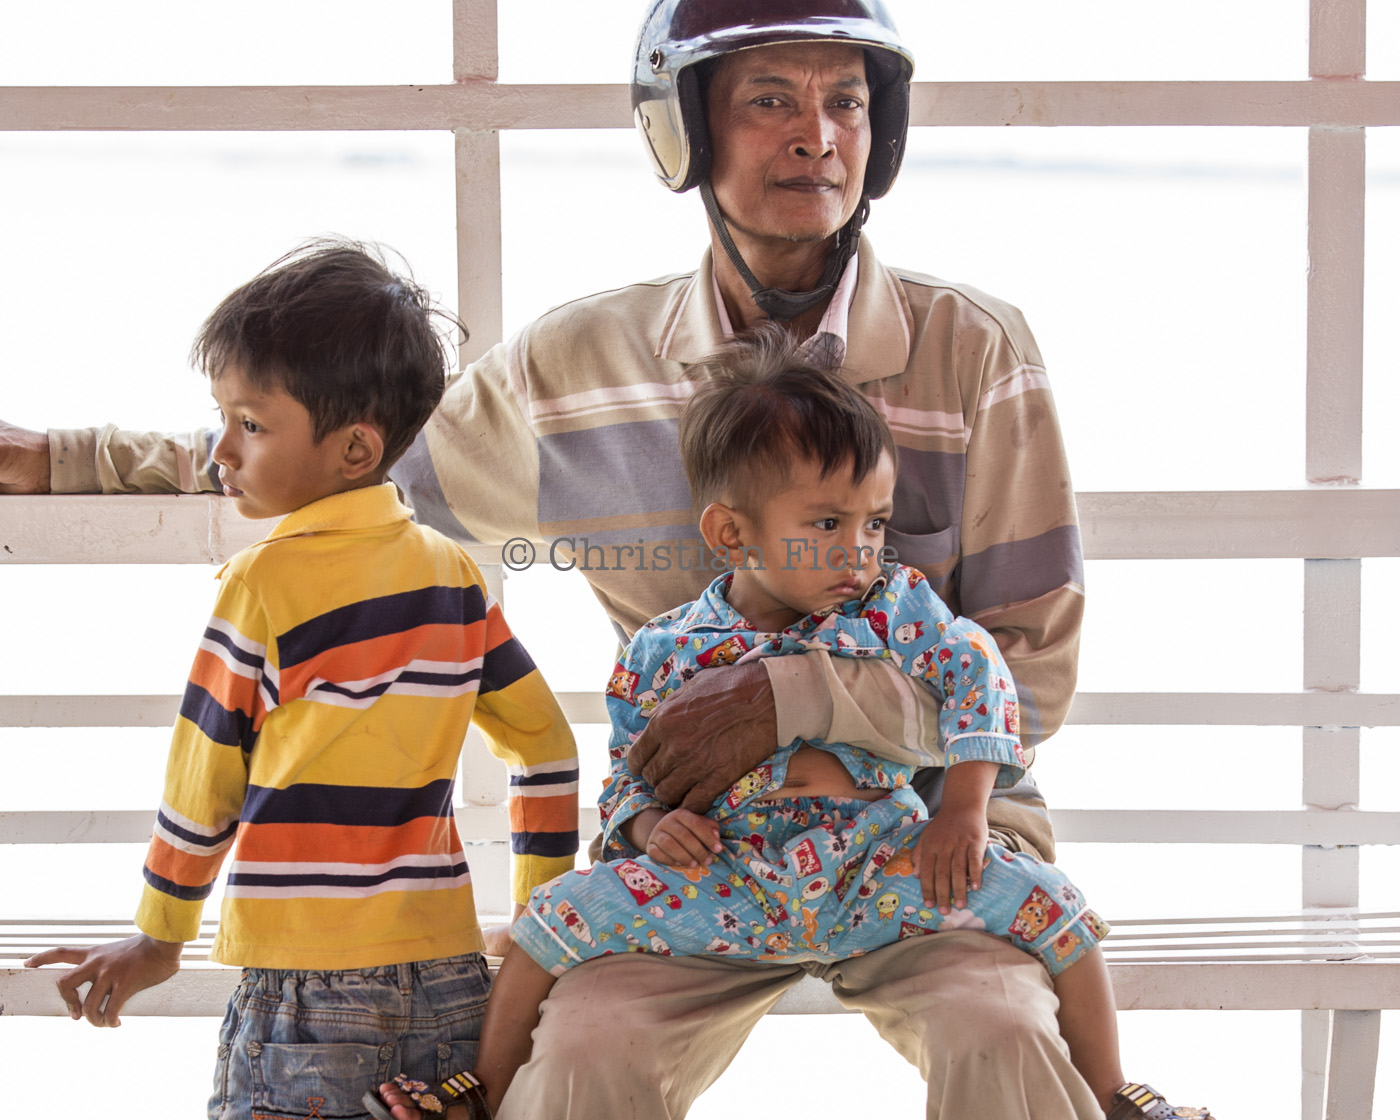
[679,323,898,512]
[191,238,458,470]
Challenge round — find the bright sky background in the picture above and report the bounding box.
[1,2,1397,1117]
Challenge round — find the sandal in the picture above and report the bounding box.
[1107,1083,1214,1120]
[363,1070,492,1120]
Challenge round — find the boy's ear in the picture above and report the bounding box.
[339,422,385,481]
[698,501,746,554]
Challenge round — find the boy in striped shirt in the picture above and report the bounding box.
[25,239,579,1120]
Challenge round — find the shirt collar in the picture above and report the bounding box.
[677,568,893,636]
[259,482,410,545]
[659,238,910,382]
[705,251,858,347]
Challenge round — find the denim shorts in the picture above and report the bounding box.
[207,953,491,1120]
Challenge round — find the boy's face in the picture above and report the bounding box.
[210,363,356,521]
[726,450,895,632]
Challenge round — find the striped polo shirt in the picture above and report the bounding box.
[135,483,579,969]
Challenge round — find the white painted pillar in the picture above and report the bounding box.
[452,0,512,917]
[454,0,505,367]
[1303,3,1369,1116]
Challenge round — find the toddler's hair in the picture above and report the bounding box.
[679,322,897,512]
[191,237,458,469]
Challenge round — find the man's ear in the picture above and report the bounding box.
[340,423,385,481]
[698,501,746,554]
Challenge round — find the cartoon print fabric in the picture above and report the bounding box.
[514,564,1106,980]
[599,564,1027,852]
[513,790,1105,977]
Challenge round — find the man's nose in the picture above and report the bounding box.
[791,105,836,160]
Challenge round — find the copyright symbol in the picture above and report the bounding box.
[501,538,536,571]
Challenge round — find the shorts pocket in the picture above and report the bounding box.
[435,1037,480,1085]
[249,1040,391,1119]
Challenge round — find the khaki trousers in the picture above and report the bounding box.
[497,929,1102,1119]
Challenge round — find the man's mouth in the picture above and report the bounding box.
[776,177,840,193]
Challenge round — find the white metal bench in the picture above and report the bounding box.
[5,910,1398,1120]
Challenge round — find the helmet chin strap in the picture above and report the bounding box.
[700,180,869,323]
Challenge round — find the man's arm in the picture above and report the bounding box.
[626,653,945,813]
[958,304,1084,758]
[390,337,546,547]
[0,421,50,493]
[940,299,1083,862]
[0,418,221,496]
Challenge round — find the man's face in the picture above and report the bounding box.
[705,42,872,247]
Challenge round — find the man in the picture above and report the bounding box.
[0,3,1094,1116]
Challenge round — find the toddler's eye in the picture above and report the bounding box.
[814,518,838,531]
[241,419,261,434]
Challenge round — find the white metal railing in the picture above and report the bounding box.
[3,489,1396,865]
[0,3,1394,1119]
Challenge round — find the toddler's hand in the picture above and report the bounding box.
[912,805,990,915]
[646,808,723,869]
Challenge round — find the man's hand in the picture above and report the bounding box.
[626,661,777,812]
[0,421,51,494]
[645,808,722,870]
[24,934,182,1026]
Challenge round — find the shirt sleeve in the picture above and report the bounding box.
[767,653,944,768]
[875,567,1027,789]
[467,588,580,905]
[390,334,546,548]
[49,425,220,495]
[957,303,1084,759]
[597,629,671,857]
[134,572,268,943]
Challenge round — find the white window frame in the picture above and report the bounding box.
[1,2,1397,1116]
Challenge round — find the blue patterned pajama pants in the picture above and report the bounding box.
[515,790,1107,979]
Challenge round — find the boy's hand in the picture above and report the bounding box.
[24,934,182,1027]
[912,804,990,915]
[645,808,723,870]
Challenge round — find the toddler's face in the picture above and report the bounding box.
[726,450,895,631]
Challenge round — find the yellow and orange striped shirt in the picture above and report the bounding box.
[135,483,578,969]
